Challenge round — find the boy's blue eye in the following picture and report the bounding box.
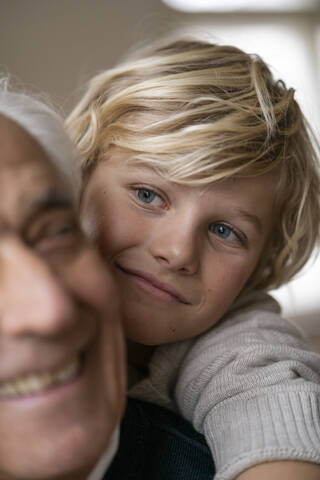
[137,188,157,204]
[209,223,233,239]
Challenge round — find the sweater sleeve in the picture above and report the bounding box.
[174,291,320,480]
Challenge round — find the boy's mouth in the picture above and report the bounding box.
[0,355,83,400]
[115,263,190,304]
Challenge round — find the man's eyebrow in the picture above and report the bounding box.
[28,190,74,217]
[236,208,263,234]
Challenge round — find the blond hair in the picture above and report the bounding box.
[66,38,320,290]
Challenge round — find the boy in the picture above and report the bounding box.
[67,38,320,479]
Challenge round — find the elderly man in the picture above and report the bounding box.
[0,85,126,480]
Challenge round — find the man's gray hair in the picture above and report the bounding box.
[0,78,77,194]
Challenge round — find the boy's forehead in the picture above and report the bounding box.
[107,150,276,191]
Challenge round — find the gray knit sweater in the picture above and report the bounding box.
[128,291,320,479]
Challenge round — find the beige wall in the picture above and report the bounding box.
[1,1,318,112]
[0,0,178,111]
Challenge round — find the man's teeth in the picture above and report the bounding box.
[0,357,81,399]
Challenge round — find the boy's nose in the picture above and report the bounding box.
[148,217,200,274]
[0,238,76,337]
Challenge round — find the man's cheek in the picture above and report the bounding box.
[59,247,118,314]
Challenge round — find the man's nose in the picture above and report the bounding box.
[148,215,201,274]
[0,238,76,337]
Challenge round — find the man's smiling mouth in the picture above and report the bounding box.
[0,355,83,400]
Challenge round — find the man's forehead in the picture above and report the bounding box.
[26,189,74,216]
[24,187,73,211]
[0,115,74,226]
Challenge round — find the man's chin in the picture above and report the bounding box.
[0,423,112,480]
[0,351,121,479]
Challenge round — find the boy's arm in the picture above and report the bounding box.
[175,291,320,480]
[237,461,320,480]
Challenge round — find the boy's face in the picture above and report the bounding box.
[0,117,125,480]
[81,150,275,345]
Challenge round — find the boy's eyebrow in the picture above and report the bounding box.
[236,208,263,234]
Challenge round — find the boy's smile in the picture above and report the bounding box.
[81,150,276,345]
[115,264,191,304]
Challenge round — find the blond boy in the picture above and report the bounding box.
[67,38,320,479]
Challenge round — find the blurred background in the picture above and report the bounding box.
[1,0,319,346]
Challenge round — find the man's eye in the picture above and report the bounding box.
[52,222,77,237]
[31,219,81,254]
